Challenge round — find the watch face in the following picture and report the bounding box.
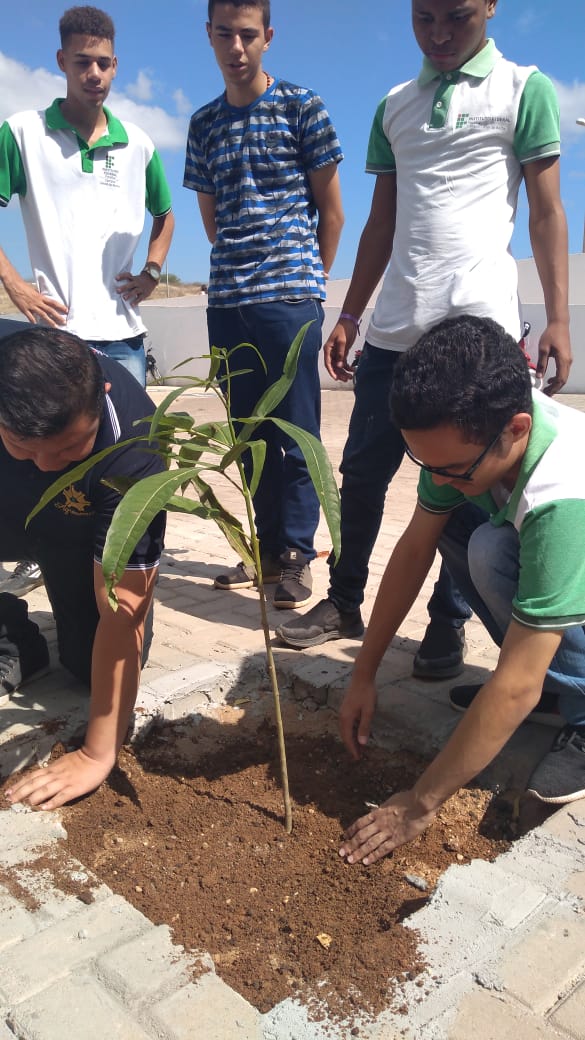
[145,265,160,281]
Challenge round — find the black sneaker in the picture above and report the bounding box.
[449,683,562,727]
[526,724,585,804]
[214,554,281,590]
[273,549,313,610]
[275,597,364,648]
[412,621,466,679]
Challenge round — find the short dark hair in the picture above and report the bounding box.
[0,327,105,438]
[391,314,533,444]
[207,0,270,30]
[59,6,115,46]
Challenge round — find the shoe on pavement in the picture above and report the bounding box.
[449,683,562,727]
[273,549,313,610]
[0,561,44,598]
[526,724,585,804]
[412,621,466,679]
[275,597,364,648]
[214,554,281,590]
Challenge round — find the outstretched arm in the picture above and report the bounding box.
[340,622,562,864]
[4,564,157,810]
[324,173,396,381]
[524,157,571,395]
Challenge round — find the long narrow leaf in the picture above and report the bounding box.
[247,439,266,499]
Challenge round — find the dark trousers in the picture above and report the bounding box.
[207,300,324,561]
[328,341,471,626]
[0,521,152,687]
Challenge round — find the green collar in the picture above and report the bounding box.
[45,99,128,148]
[502,393,558,523]
[418,38,500,87]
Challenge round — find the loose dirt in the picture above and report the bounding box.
[2,715,515,1024]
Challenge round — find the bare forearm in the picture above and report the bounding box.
[530,208,569,325]
[83,617,144,766]
[146,211,175,269]
[317,211,344,274]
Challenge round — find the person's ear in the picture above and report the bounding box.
[56,49,65,73]
[111,55,118,79]
[263,27,274,51]
[507,412,532,442]
[104,382,112,394]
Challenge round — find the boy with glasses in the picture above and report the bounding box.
[337,314,585,865]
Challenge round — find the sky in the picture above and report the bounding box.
[1,0,585,284]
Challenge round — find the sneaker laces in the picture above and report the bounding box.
[552,724,585,753]
[12,560,40,579]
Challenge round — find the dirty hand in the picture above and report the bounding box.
[339,790,436,865]
[4,748,114,811]
[536,321,571,396]
[3,274,68,326]
[115,269,157,304]
[339,676,377,761]
[323,320,357,382]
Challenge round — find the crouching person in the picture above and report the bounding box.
[339,314,585,865]
[0,326,165,809]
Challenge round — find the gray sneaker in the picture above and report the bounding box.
[214,554,281,590]
[276,597,364,648]
[0,630,50,693]
[0,561,44,598]
[526,724,585,804]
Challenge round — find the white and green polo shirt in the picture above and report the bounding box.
[418,393,585,631]
[0,100,172,341]
[365,40,560,352]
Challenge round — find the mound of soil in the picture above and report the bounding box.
[18,719,513,1022]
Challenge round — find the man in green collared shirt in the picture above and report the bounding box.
[276,0,572,680]
[0,4,174,599]
[0,5,174,388]
[338,315,585,865]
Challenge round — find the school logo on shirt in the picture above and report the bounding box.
[56,486,92,516]
[456,112,512,130]
[100,152,120,189]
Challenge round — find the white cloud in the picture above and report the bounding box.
[126,69,155,103]
[551,78,585,141]
[173,88,193,117]
[0,51,187,151]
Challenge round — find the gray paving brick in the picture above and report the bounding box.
[0,1016,18,1040]
[7,974,154,1040]
[500,911,585,1014]
[290,655,352,706]
[549,979,585,1039]
[0,808,66,863]
[1,895,150,1003]
[0,886,38,951]
[449,990,564,1039]
[542,803,585,847]
[151,974,263,1039]
[96,924,193,1001]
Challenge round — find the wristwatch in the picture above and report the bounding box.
[142,263,161,283]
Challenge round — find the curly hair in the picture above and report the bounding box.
[59,6,115,46]
[390,315,533,444]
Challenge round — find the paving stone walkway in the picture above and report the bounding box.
[1,390,584,1039]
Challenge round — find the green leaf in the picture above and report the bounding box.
[247,439,266,499]
[238,322,312,442]
[271,417,341,560]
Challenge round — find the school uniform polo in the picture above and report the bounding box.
[365,40,560,351]
[0,101,171,341]
[418,393,585,631]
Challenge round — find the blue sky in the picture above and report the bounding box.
[1,0,585,283]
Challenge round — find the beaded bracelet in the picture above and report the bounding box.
[340,312,362,334]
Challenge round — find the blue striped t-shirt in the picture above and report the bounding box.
[183,79,343,306]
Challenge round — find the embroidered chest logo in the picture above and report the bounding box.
[101,152,120,188]
[455,112,512,130]
[56,486,92,516]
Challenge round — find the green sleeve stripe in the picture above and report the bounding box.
[0,122,27,201]
[514,71,561,162]
[417,497,454,515]
[145,149,172,217]
[366,96,396,172]
[512,609,585,630]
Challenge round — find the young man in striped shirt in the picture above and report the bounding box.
[184,0,344,609]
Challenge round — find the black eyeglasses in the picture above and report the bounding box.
[402,429,503,483]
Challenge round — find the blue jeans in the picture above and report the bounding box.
[207,300,324,561]
[328,341,471,626]
[87,335,146,387]
[439,506,585,726]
